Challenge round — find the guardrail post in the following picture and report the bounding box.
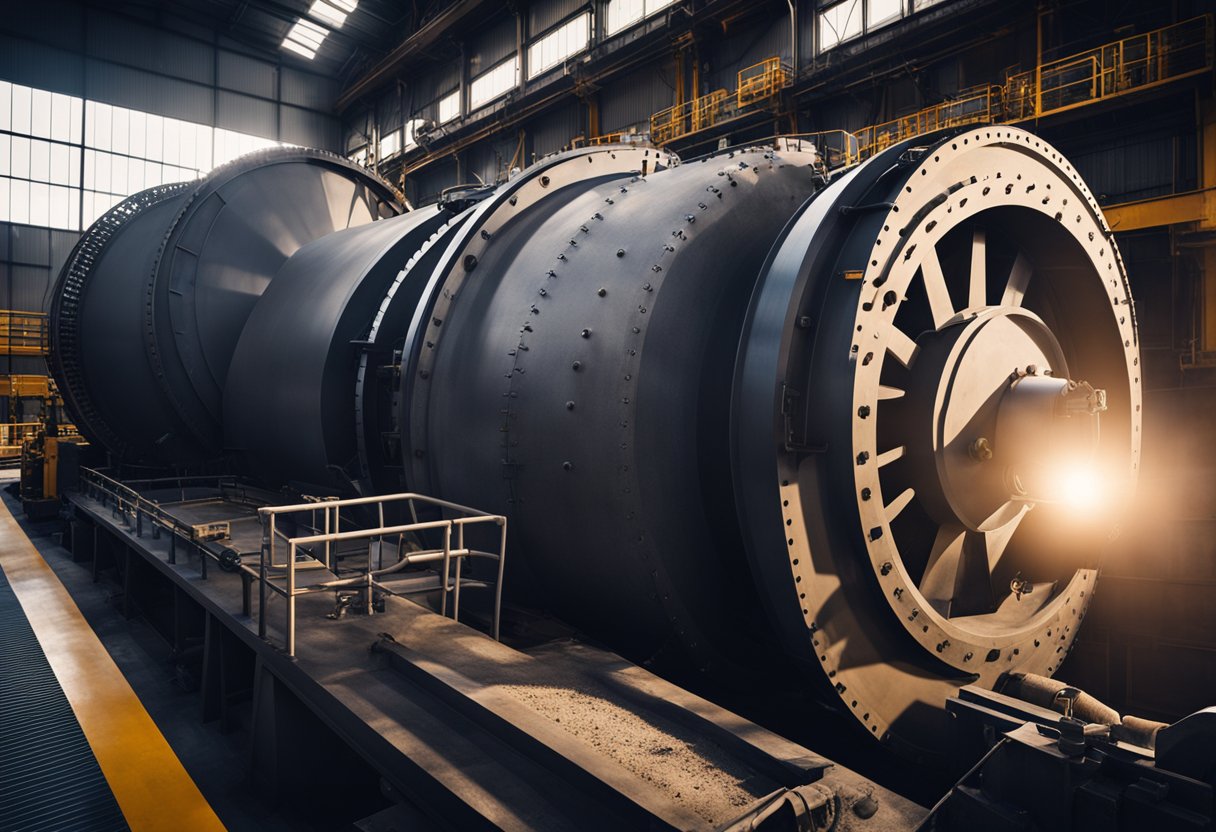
[495,518,507,641]
[259,514,272,640]
[287,541,297,657]
[440,524,452,618]
[453,522,465,623]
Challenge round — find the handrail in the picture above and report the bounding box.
[737,57,792,108]
[0,310,49,357]
[855,14,1212,159]
[255,490,507,657]
[75,468,509,658]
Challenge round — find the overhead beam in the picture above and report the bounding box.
[1102,188,1216,232]
[336,0,487,112]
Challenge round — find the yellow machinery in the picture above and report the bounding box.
[19,417,86,517]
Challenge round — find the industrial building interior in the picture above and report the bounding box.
[1,0,1215,829]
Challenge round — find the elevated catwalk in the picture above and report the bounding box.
[57,477,924,830]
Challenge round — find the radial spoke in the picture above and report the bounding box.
[952,532,995,617]
[919,524,995,618]
[978,504,1031,572]
[921,524,966,605]
[884,487,916,522]
[886,327,919,368]
[968,229,987,309]
[1000,250,1033,307]
[920,246,955,328]
[876,446,905,468]
[877,385,906,400]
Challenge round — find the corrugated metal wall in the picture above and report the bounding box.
[528,103,584,158]
[468,18,518,78]
[705,14,791,93]
[530,0,588,36]
[0,2,342,150]
[598,62,674,133]
[0,221,79,376]
[412,62,462,110]
[406,161,458,207]
[0,222,77,314]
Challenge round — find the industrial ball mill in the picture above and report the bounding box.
[49,127,1139,760]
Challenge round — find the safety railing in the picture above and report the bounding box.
[0,422,41,457]
[737,57,792,108]
[572,132,626,148]
[783,129,861,170]
[1005,15,1212,121]
[856,85,1003,159]
[252,492,507,657]
[0,311,48,357]
[2,374,52,398]
[651,88,731,145]
[857,15,1213,160]
[78,467,239,582]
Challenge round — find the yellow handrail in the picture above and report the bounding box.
[0,310,48,357]
[651,88,730,145]
[856,14,1212,159]
[737,57,792,108]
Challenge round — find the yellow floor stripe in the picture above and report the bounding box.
[0,502,226,832]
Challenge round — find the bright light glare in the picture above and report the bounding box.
[1051,466,1103,511]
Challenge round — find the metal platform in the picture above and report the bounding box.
[62,480,926,830]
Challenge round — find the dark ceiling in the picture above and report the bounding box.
[129,0,466,85]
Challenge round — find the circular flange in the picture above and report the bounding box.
[49,182,195,460]
[733,126,1141,758]
[145,147,403,461]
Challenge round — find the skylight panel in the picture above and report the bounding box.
[310,0,358,28]
[282,18,329,59]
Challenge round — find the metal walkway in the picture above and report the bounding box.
[0,558,128,832]
[0,499,225,832]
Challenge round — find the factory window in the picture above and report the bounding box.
[0,79,285,231]
[869,0,903,27]
[527,13,591,79]
[438,90,460,123]
[818,1,864,50]
[403,119,428,150]
[818,0,907,52]
[469,56,520,110]
[379,129,401,159]
[605,0,677,37]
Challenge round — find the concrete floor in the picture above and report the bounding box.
[1,488,304,832]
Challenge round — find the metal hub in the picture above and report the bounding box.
[733,127,1141,759]
[905,307,1072,536]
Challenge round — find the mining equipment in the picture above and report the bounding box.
[38,128,1216,830]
